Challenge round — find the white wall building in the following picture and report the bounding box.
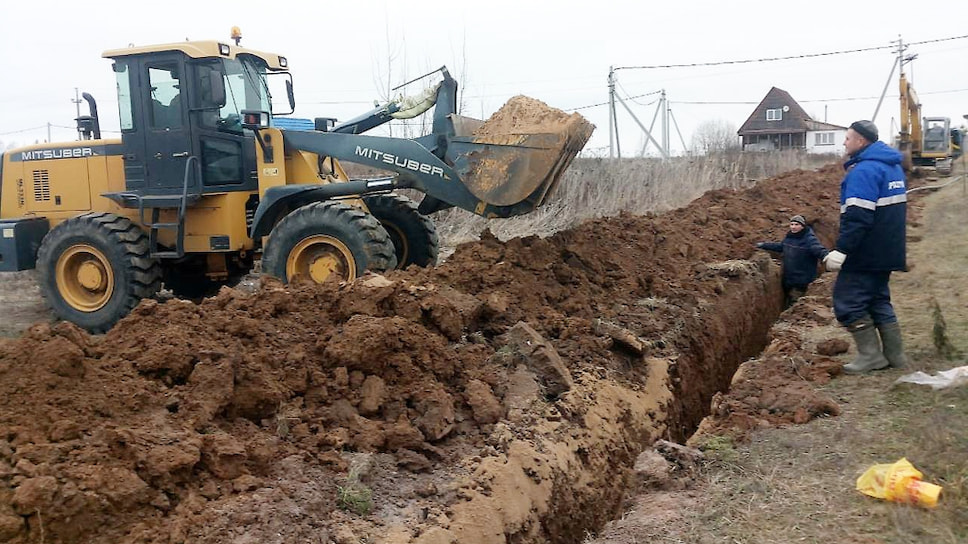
[804,120,847,155]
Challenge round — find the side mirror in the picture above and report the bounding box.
[209,68,226,107]
[286,79,295,111]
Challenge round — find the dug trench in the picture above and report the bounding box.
[0,166,844,543]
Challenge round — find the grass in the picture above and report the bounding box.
[680,372,968,544]
[336,467,374,516]
[432,151,836,248]
[697,435,738,463]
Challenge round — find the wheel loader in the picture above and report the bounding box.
[0,37,593,332]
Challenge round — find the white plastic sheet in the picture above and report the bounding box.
[894,366,968,390]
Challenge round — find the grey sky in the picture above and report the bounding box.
[2,0,966,156]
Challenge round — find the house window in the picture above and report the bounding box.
[766,108,783,121]
[814,132,835,145]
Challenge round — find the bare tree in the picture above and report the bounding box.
[690,119,741,155]
[372,22,472,140]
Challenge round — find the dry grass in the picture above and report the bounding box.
[433,151,838,249]
[685,373,968,544]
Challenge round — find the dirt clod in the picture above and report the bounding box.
[816,338,850,356]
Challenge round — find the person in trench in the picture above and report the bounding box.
[823,120,909,374]
[756,215,829,309]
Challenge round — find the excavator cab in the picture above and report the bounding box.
[921,118,951,156]
[919,117,956,175]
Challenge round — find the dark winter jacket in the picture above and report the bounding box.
[760,227,829,286]
[838,141,907,271]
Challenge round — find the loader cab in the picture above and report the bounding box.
[104,42,289,197]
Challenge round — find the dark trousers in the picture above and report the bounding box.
[782,281,808,309]
[833,270,897,326]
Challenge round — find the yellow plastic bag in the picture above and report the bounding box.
[856,457,942,508]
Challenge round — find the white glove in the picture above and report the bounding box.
[824,250,846,272]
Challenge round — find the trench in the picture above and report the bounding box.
[542,256,785,544]
[0,244,789,544]
[400,255,786,544]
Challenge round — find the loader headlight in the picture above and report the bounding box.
[218,43,231,56]
[278,56,288,68]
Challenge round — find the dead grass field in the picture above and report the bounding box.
[433,151,836,247]
[589,171,968,544]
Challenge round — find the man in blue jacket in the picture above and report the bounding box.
[823,120,909,374]
[756,215,829,308]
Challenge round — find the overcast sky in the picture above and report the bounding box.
[2,0,966,156]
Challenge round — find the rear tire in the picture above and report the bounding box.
[36,213,162,333]
[261,201,396,284]
[363,193,439,268]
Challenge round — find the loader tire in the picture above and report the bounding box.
[36,213,162,333]
[363,193,439,268]
[261,201,396,284]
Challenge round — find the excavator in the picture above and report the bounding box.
[897,70,963,175]
[0,33,593,332]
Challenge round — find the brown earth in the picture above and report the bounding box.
[0,164,851,543]
[462,96,594,207]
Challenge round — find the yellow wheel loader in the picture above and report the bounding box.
[0,38,592,332]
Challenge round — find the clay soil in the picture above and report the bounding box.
[0,164,860,543]
[462,96,594,207]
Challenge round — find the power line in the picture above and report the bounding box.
[614,34,968,71]
[567,90,661,112]
[617,82,662,107]
[668,87,968,107]
[0,125,48,136]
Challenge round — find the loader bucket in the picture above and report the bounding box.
[447,96,594,211]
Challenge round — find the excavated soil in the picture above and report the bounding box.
[462,96,594,207]
[472,96,590,139]
[0,165,847,543]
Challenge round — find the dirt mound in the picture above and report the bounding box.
[461,96,595,208]
[0,164,847,542]
[473,95,590,139]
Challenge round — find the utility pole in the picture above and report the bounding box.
[608,67,616,158]
[873,36,906,123]
[662,90,670,156]
[71,88,83,141]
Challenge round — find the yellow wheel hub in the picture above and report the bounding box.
[286,235,356,283]
[56,244,114,312]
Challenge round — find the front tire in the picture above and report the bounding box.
[261,201,396,284]
[363,193,439,268]
[36,213,162,333]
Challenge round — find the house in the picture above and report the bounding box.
[738,87,846,153]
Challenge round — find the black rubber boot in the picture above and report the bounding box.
[877,321,908,369]
[844,318,890,374]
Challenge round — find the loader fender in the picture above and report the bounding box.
[250,179,392,239]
